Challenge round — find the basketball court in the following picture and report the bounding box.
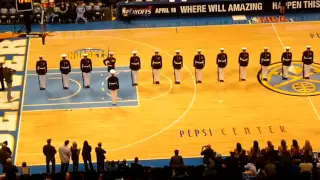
[3,21,320,166]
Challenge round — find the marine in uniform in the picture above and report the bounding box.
[172,50,183,84]
[281,47,292,80]
[36,55,48,90]
[151,49,162,84]
[129,51,141,86]
[260,47,271,81]
[217,48,228,82]
[107,69,119,105]
[80,54,92,88]
[302,45,314,79]
[238,48,249,81]
[103,52,116,73]
[59,54,72,89]
[193,49,205,83]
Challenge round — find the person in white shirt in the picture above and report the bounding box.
[59,140,71,173]
[75,4,88,24]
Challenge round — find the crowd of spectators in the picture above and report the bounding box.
[0,139,320,179]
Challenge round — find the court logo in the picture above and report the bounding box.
[251,16,288,23]
[68,48,106,60]
[310,33,320,39]
[258,62,320,96]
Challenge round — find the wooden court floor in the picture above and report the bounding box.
[16,22,320,165]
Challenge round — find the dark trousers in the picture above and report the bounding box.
[60,162,69,173]
[83,157,94,172]
[72,160,79,172]
[0,77,4,90]
[46,157,56,174]
[97,160,104,172]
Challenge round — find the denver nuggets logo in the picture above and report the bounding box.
[68,48,106,60]
[258,62,320,96]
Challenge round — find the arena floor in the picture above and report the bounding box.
[3,21,320,166]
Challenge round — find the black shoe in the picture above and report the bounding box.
[263,78,267,81]
[65,87,69,90]
[0,89,4,91]
[40,87,45,90]
[282,77,288,80]
[85,85,90,88]
[220,80,224,82]
[155,81,160,84]
[306,77,310,79]
[198,81,202,83]
[241,79,246,81]
[175,82,180,84]
[133,83,138,86]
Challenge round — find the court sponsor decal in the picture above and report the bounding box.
[251,16,289,23]
[68,48,106,60]
[257,61,320,96]
[0,38,28,162]
[310,33,320,39]
[179,126,286,137]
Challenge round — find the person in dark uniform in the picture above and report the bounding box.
[217,48,228,82]
[95,142,106,172]
[130,51,141,86]
[281,47,292,80]
[302,45,314,79]
[280,0,287,15]
[43,139,57,174]
[238,48,249,81]
[194,49,205,83]
[82,141,94,172]
[107,69,120,105]
[0,63,4,91]
[260,47,271,81]
[60,54,71,89]
[80,54,92,88]
[103,52,116,73]
[151,49,162,84]
[173,50,183,84]
[36,55,48,90]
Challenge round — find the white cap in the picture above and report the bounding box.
[39,55,44,58]
[109,52,114,55]
[197,49,202,52]
[264,47,268,50]
[285,47,290,50]
[61,54,67,57]
[83,53,88,57]
[132,51,137,54]
[110,69,116,74]
[242,47,247,50]
[176,50,180,53]
[155,49,159,52]
[306,45,311,48]
[220,48,224,51]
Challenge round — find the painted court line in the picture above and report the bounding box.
[23,99,138,107]
[271,23,320,121]
[22,105,138,112]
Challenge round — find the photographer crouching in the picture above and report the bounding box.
[1,64,16,102]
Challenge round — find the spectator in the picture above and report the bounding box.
[200,144,215,165]
[43,139,57,174]
[59,1,68,23]
[75,3,88,24]
[203,158,216,177]
[67,2,76,23]
[280,0,287,15]
[20,162,30,179]
[302,140,313,162]
[130,157,142,179]
[242,165,254,180]
[284,160,300,180]
[299,159,313,180]
[248,140,260,160]
[263,160,276,180]
[70,142,80,172]
[265,141,277,160]
[234,143,246,159]
[82,140,94,172]
[170,149,184,169]
[1,141,12,156]
[278,140,290,164]
[2,158,18,180]
[0,63,4,91]
[59,140,71,173]
[0,144,11,167]
[95,142,106,172]
[291,139,301,161]
[245,159,257,176]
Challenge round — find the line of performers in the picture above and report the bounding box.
[35,45,314,103]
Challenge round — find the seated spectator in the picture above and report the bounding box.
[130,157,142,179]
[284,160,300,180]
[248,140,260,160]
[242,165,254,180]
[2,158,18,180]
[203,158,217,177]
[299,159,313,173]
[1,141,12,156]
[245,159,257,176]
[278,140,291,164]
[263,160,276,179]
[302,140,313,162]
[291,139,301,161]
[170,150,184,169]
[200,144,215,165]
[234,143,246,159]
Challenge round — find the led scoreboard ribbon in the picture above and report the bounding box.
[16,0,34,12]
